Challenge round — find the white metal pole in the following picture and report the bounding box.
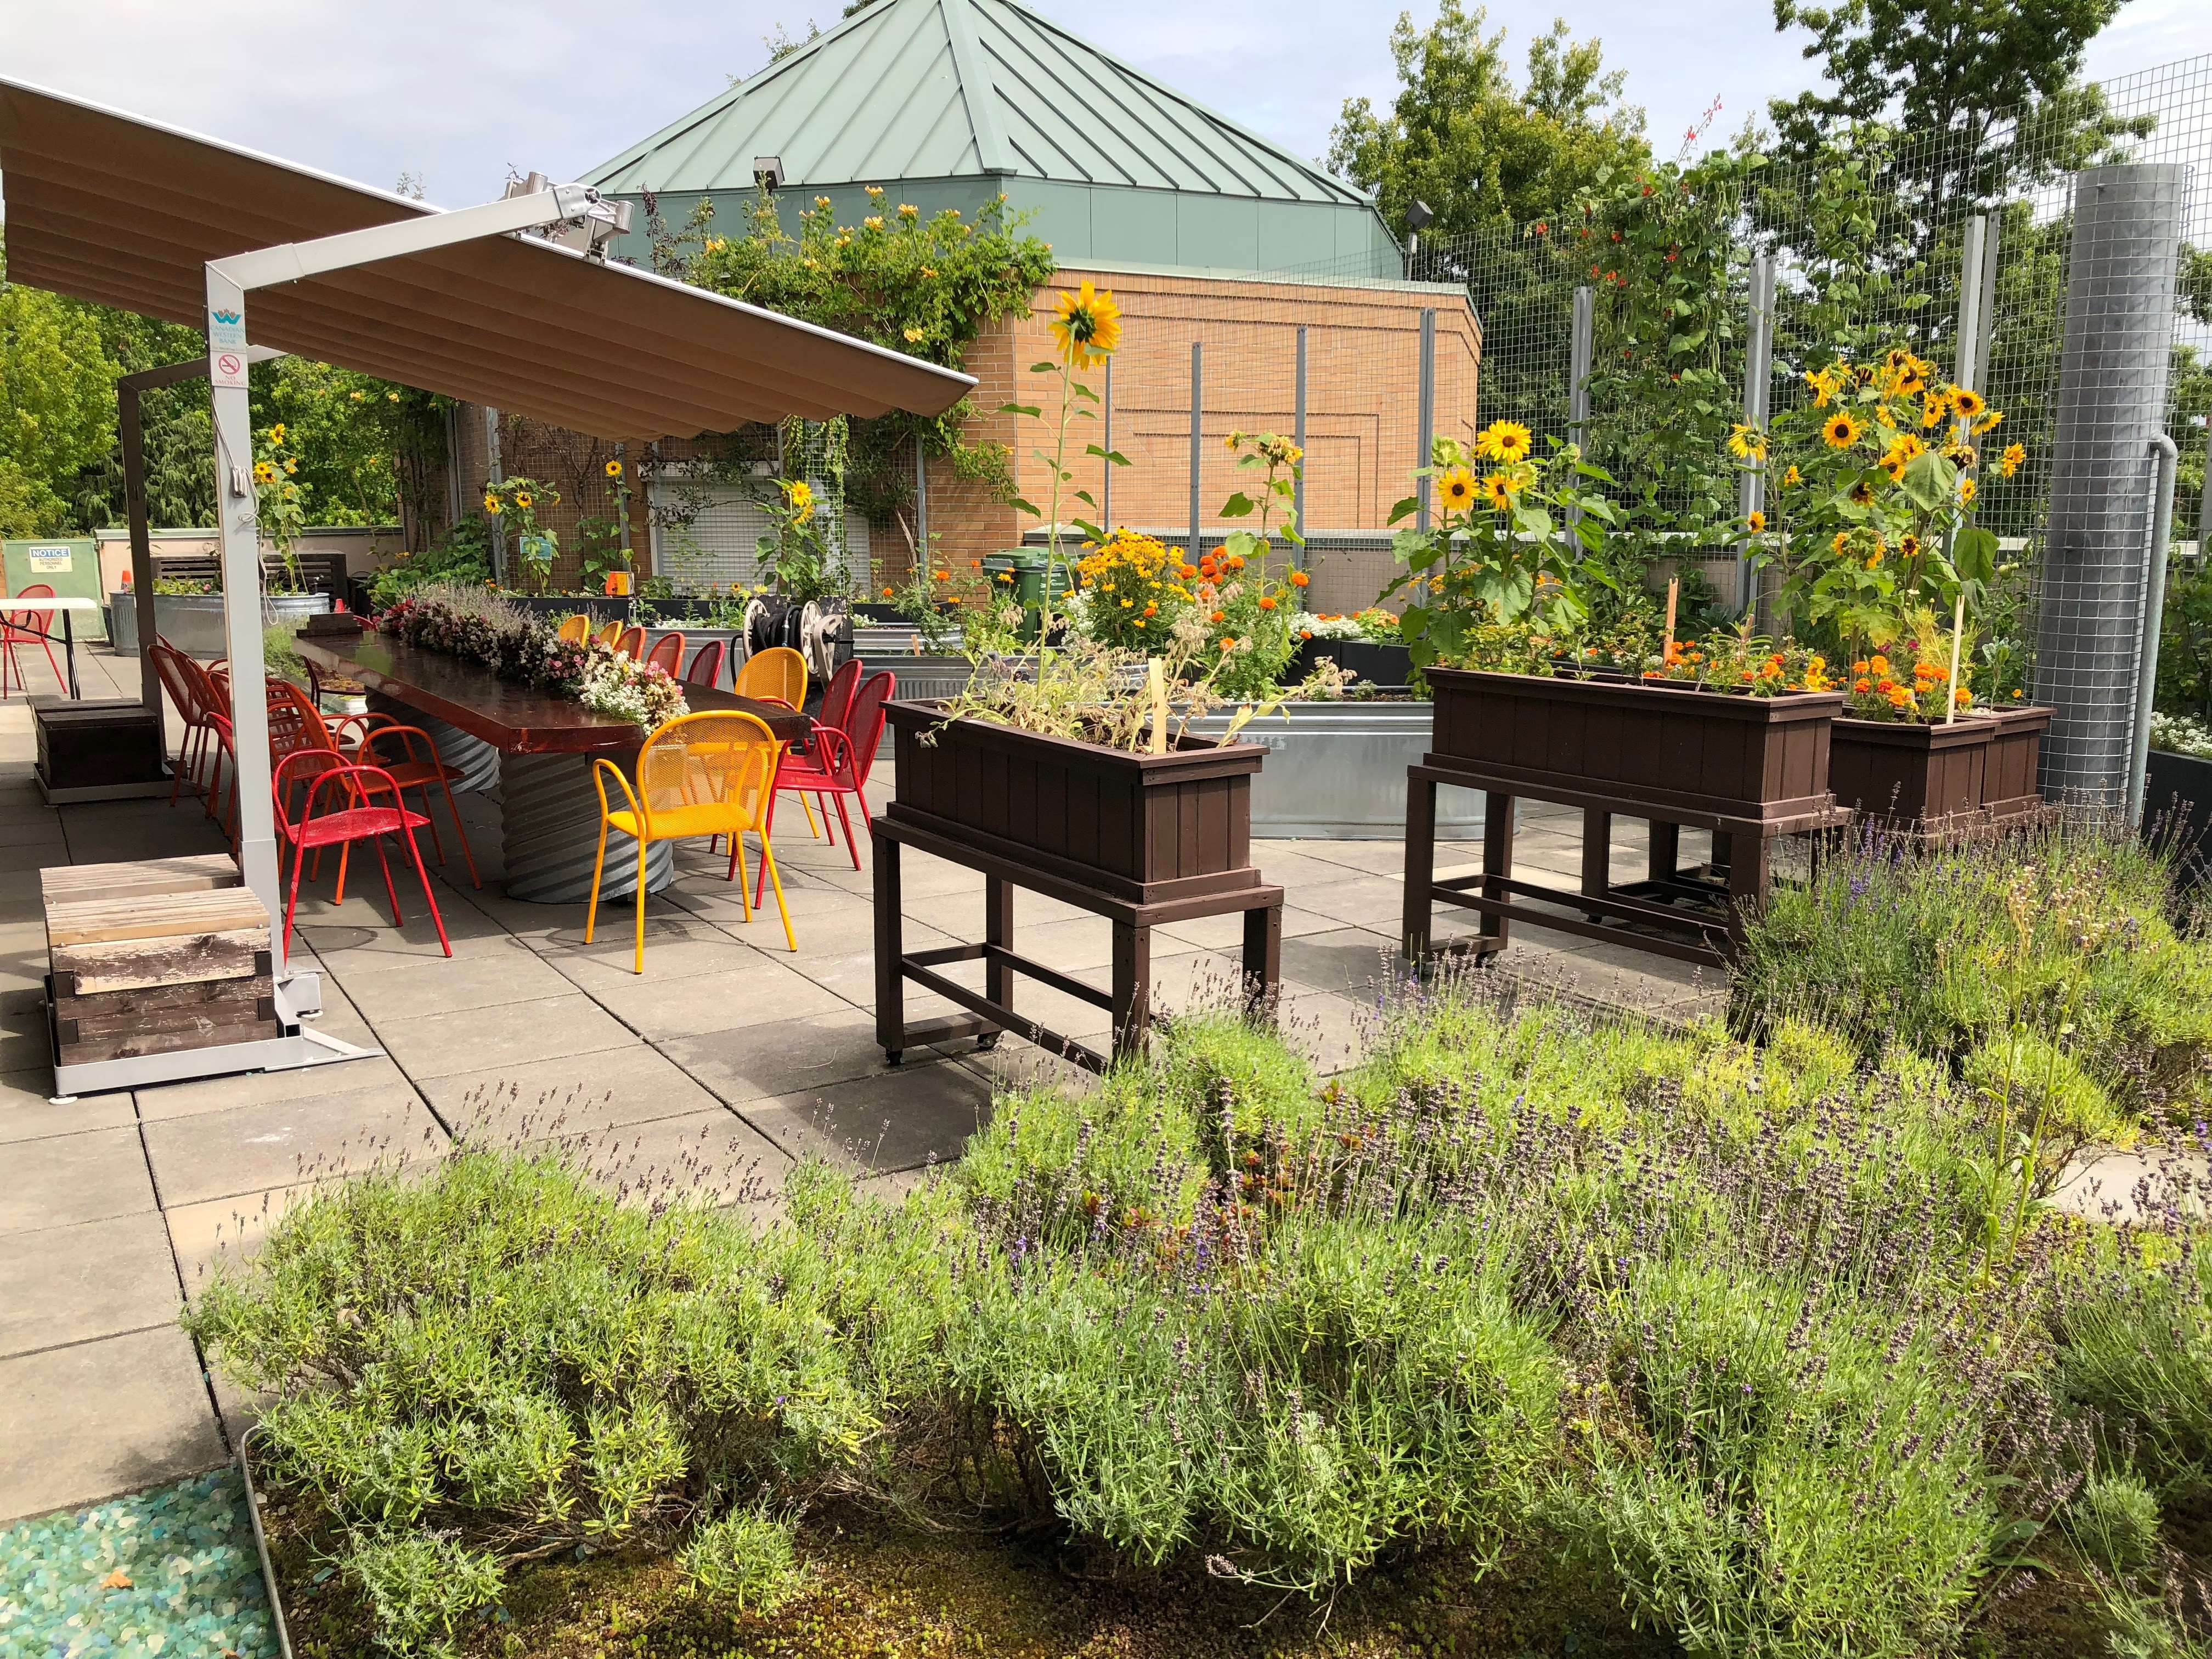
[205,268,287,980]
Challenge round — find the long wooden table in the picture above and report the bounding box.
[296,633,808,904]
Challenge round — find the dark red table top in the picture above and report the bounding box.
[295,634,810,754]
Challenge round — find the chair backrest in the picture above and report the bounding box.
[838,671,896,790]
[634,711,779,831]
[266,679,340,762]
[683,638,726,690]
[817,657,863,737]
[5,582,53,631]
[556,614,592,644]
[595,622,624,648]
[613,626,646,662]
[642,631,684,676]
[148,641,203,723]
[734,645,808,708]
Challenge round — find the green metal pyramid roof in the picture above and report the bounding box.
[585,0,1370,207]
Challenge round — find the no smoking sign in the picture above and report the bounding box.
[211,349,249,390]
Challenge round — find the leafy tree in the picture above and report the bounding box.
[0,230,117,534]
[1328,3,1650,241]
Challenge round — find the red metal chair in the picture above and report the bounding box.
[613,625,646,662]
[272,750,450,960]
[683,638,726,691]
[751,669,894,902]
[1,584,64,698]
[642,630,684,676]
[355,721,482,888]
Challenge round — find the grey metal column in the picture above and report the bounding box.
[483,405,506,586]
[1293,325,1308,556]
[1415,308,1436,529]
[1736,255,1776,623]
[1567,286,1594,452]
[914,433,929,556]
[2032,163,2189,804]
[366,692,500,794]
[117,386,163,716]
[1188,342,1203,562]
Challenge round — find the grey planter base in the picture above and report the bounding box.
[108,590,332,657]
[500,749,673,904]
[1186,702,1483,839]
[366,693,500,793]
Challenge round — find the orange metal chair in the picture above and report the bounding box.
[613,625,646,662]
[556,614,592,644]
[733,646,808,710]
[586,710,795,972]
[642,630,684,676]
[149,640,215,807]
[683,638,726,692]
[595,622,624,649]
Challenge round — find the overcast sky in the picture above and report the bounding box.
[3,0,2204,213]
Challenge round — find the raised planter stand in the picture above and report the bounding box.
[1403,670,1847,968]
[2146,747,2212,885]
[1826,705,2055,836]
[874,702,1282,1073]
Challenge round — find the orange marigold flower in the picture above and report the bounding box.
[1258,595,1277,610]
[1290,570,1310,586]
[1854,678,1872,693]
[1210,610,1226,623]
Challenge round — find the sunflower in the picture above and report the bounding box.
[1920,396,1946,429]
[1437,467,1478,511]
[514,492,533,510]
[1746,510,1766,533]
[785,479,816,522]
[1999,442,2027,478]
[283,457,299,475]
[1477,420,1533,464]
[1727,422,1767,461]
[1805,367,1843,408]
[1959,477,1977,505]
[1886,433,1926,466]
[1784,464,1802,487]
[483,493,503,515]
[1950,387,1986,419]
[252,460,276,484]
[605,459,623,478]
[1899,533,1921,559]
[1850,478,1876,505]
[1049,279,1122,368]
[1481,473,1517,511]
[1822,411,1863,449]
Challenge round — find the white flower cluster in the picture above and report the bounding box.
[2150,711,2212,760]
[576,644,689,730]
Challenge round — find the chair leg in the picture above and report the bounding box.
[283,839,306,960]
[415,783,447,864]
[752,791,781,909]
[369,832,404,927]
[584,815,611,943]
[799,792,821,839]
[437,775,481,887]
[759,830,796,952]
[633,834,648,975]
[38,637,60,690]
[396,822,452,957]
[832,791,860,871]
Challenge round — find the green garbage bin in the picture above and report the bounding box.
[981,549,1073,639]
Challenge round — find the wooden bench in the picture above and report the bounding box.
[42,856,279,1066]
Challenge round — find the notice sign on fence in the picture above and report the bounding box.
[26,545,73,573]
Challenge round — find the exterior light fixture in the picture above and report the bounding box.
[754,156,785,193]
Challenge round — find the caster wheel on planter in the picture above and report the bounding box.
[885,1050,903,1068]
[975,1032,1001,1052]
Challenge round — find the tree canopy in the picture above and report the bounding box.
[1328,3,1651,241]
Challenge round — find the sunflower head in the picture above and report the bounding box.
[1950,387,1987,419]
[514,492,533,510]
[1746,510,1766,533]
[1049,279,1122,368]
[1959,477,1977,505]
[1822,412,1864,450]
[1727,422,1767,461]
[1850,478,1876,505]
[785,479,816,522]
[483,493,503,514]
[605,459,624,478]
[252,461,276,484]
[1476,420,1533,464]
[1437,467,1478,511]
[1480,472,1517,511]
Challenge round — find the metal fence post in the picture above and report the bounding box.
[1415,308,1436,530]
[2032,163,2190,805]
[483,405,505,585]
[914,433,928,563]
[1101,356,1113,534]
[1188,342,1203,561]
[1294,325,1308,559]
[1736,255,1776,622]
[1567,286,1594,452]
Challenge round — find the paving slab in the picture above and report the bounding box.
[430,1044,734,1143]
[334,935,579,1022]
[737,1061,996,1175]
[0,1126,155,1237]
[134,1049,414,1122]
[662,1008,930,1104]
[166,1181,331,1308]
[560,1105,791,1207]
[0,1327,226,1525]
[0,1210,181,1358]
[567,958,849,1042]
[371,991,637,1080]
[142,1082,445,1206]
[0,1066,135,1143]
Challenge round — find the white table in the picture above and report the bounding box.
[4,596,100,699]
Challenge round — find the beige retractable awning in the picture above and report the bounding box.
[0,78,975,438]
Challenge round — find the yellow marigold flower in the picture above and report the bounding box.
[1437,467,1478,511]
[1476,420,1533,464]
[898,203,918,218]
[350,390,365,402]
[903,328,924,343]
[864,216,884,231]
[865,185,884,197]
[1049,279,1122,368]
[920,266,937,278]
[1822,411,1863,449]
[1480,473,1517,511]
[387,391,400,402]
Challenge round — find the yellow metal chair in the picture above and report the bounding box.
[733,646,809,709]
[585,711,795,972]
[595,621,624,649]
[556,614,591,644]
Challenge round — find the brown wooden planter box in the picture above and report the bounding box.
[1425,668,1844,826]
[1827,706,2053,830]
[883,701,1269,906]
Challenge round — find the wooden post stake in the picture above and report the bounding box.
[1663,577,1680,659]
[1147,657,1169,754]
[1945,591,1966,724]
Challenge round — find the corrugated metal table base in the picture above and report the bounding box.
[368,692,500,793]
[500,750,672,905]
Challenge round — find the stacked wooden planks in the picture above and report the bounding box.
[42,855,279,1066]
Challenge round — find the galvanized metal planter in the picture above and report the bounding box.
[108,591,332,657]
[1186,701,1483,839]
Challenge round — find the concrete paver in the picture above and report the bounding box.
[0,1211,180,1357]
[0,1126,156,1237]
[0,1327,227,1525]
[141,1082,447,1206]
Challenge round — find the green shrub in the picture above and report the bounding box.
[679,1505,807,1611]
[2053,1235,2212,1487]
[341,1528,505,1658]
